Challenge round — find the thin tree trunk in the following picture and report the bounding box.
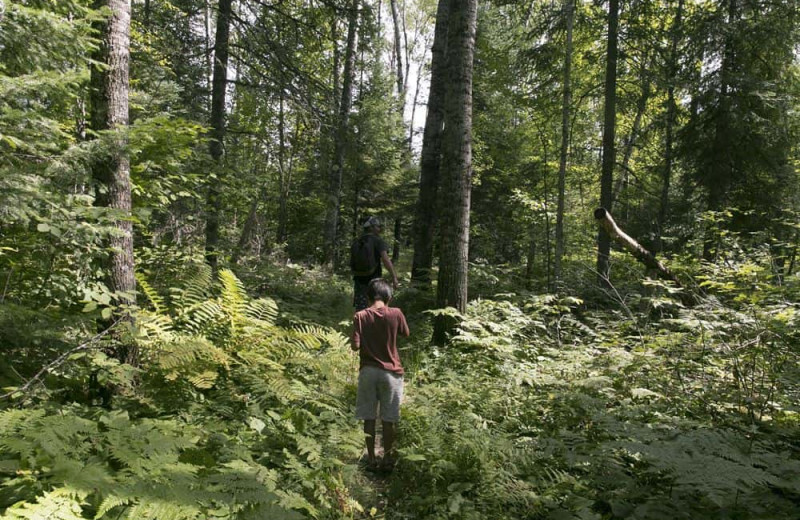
[205,0,232,271]
[543,143,552,290]
[433,0,478,345]
[408,56,425,150]
[205,0,213,115]
[554,0,574,286]
[390,0,405,106]
[90,0,135,364]
[657,0,684,252]
[597,0,619,284]
[232,185,264,264]
[611,61,651,212]
[323,0,359,266]
[402,0,411,94]
[525,238,536,290]
[277,95,297,244]
[392,217,402,262]
[411,0,449,286]
[332,17,341,117]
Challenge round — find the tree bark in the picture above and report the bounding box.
[703,0,736,262]
[390,0,405,106]
[90,0,135,364]
[205,0,232,271]
[392,217,402,263]
[595,208,697,305]
[554,0,574,287]
[411,0,449,286]
[323,0,359,266]
[597,0,619,284]
[433,0,478,345]
[657,0,684,252]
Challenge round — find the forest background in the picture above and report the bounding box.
[1,0,800,517]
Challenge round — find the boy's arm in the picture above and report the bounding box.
[398,310,410,338]
[351,315,361,351]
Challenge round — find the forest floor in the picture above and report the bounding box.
[1,260,800,519]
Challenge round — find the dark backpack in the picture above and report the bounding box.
[350,235,378,277]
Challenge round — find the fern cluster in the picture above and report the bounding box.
[1,266,363,519]
[391,291,800,519]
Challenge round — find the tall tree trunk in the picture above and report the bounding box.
[390,0,405,106]
[323,0,359,266]
[205,0,232,271]
[597,0,619,283]
[433,0,478,345]
[277,95,297,245]
[554,0,574,286]
[703,0,736,262]
[411,0,449,286]
[657,0,684,252]
[90,0,135,364]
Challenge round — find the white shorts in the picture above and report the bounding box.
[355,365,404,423]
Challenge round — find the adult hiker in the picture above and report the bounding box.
[350,216,400,311]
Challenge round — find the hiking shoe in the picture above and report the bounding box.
[359,456,380,473]
[379,456,396,474]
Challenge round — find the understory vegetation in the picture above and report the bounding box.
[1,247,799,519]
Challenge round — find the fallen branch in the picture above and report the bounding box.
[594,207,697,306]
[0,321,119,400]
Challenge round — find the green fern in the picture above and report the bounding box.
[1,487,88,520]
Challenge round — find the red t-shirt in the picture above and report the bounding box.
[352,306,410,375]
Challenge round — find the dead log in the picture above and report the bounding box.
[594,207,697,305]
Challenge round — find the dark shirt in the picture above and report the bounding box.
[352,233,389,283]
[352,306,410,375]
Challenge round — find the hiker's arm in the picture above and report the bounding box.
[380,251,399,289]
[351,316,361,351]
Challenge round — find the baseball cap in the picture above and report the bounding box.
[362,216,382,228]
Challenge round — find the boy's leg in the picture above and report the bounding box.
[382,421,396,460]
[363,420,376,462]
[377,370,403,469]
[355,367,380,466]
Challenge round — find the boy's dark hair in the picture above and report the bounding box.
[367,279,392,302]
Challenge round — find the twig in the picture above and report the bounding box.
[0,267,11,303]
[0,322,119,400]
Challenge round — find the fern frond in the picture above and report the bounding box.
[136,273,167,315]
[169,263,212,310]
[95,494,131,519]
[2,487,88,520]
[245,298,278,326]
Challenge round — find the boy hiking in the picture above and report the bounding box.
[350,216,400,311]
[351,279,409,472]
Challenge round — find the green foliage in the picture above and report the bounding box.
[0,268,364,519]
[391,280,800,519]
